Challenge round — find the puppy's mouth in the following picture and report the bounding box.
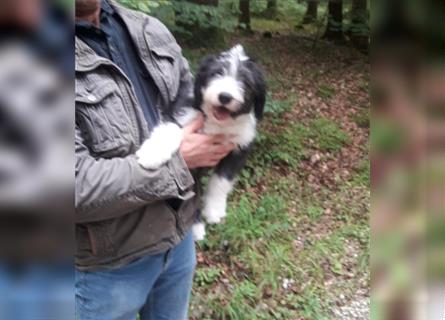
[212,106,232,121]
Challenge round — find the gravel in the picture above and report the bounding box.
[333,297,370,319]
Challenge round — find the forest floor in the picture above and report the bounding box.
[180,18,370,320]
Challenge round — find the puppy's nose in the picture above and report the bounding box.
[218,92,233,105]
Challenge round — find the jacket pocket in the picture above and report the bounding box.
[169,152,195,196]
[150,44,181,102]
[76,81,135,157]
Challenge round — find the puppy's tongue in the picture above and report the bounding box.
[213,106,231,121]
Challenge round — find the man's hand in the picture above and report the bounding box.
[180,115,235,169]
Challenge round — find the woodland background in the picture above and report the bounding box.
[117,1,370,319]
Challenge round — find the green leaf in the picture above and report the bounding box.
[331,261,343,275]
[148,1,159,8]
[137,2,150,13]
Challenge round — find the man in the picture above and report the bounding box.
[74,1,234,319]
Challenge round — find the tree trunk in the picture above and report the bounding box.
[265,0,278,19]
[239,0,251,31]
[324,0,343,41]
[303,0,318,24]
[351,0,368,52]
[267,0,277,9]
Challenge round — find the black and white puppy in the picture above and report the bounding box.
[136,45,266,240]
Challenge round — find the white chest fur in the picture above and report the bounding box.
[175,108,257,148]
[203,112,257,148]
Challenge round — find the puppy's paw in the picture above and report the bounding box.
[192,222,206,241]
[136,123,182,169]
[202,201,226,224]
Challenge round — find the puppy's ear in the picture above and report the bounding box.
[193,55,218,110]
[251,63,266,121]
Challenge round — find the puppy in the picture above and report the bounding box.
[137,45,266,240]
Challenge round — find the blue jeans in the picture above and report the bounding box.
[0,263,74,320]
[75,231,196,320]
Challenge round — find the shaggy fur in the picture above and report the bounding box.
[136,45,266,240]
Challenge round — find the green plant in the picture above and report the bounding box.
[352,160,370,187]
[352,108,370,128]
[194,266,223,287]
[248,122,308,171]
[204,194,290,252]
[346,21,370,37]
[116,0,171,14]
[264,93,295,116]
[294,288,330,320]
[317,84,336,100]
[116,0,236,39]
[173,2,237,36]
[307,205,324,221]
[309,117,351,151]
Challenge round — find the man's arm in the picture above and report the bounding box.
[75,124,194,224]
[145,21,236,168]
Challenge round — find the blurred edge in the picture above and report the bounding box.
[372,0,445,320]
[0,0,444,319]
[0,0,74,319]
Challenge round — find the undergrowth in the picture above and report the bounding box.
[181,10,368,320]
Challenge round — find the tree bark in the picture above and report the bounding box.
[262,0,278,19]
[267,0,277,9]
[265,0,278,18]
[324,0,343,41]
[303,0,318,24]
[239,0,251,31]
[351,0,368,52]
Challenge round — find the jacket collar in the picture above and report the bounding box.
[75,0,143,71]
[101,0,115,15]
[75,1,169,104]
[75,37,105,71]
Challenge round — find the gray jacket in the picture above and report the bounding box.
[75,2,197,270]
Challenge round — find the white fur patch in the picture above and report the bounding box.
[203,111,256,149]
[192,222,206,241]
[202,76,244,114]
[202,175,234,224]
[175,107,201,127]
[136,122,182,169]
[225,44,249,75]
[229,44,248,62]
